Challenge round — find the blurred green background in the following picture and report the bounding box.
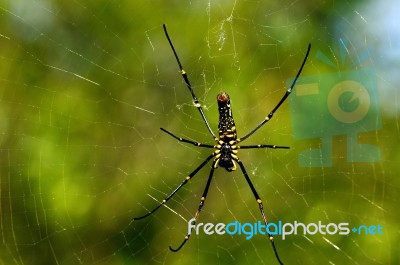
[0,0,399,264]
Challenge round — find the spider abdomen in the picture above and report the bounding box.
[217,92,236,139]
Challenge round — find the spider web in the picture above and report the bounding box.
[0,0,398,264]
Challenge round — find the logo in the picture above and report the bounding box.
[287,38,382,167]
[187,219,383,240]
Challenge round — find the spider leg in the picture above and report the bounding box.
[169,160,217,252]
[161,128,214,148]
[236,159,284,265]
[239,144,290,149]
[133,154,214,220]
[238,44,311,142]
[163,24,217,140]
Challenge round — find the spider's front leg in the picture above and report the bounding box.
[163,24,217,139]
[238,43,311,142]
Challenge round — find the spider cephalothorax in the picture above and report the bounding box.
[133,24,311,265]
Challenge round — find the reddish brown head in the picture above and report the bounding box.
[217,92,230,106]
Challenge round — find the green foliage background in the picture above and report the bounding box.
[0,0,398,264]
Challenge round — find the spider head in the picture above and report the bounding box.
[217,92,230,106]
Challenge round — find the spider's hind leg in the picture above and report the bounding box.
[133,154,214,220]
[236,159,284,265]
[169,160,217,252]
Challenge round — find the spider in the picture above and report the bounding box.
[134,24,311,265]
